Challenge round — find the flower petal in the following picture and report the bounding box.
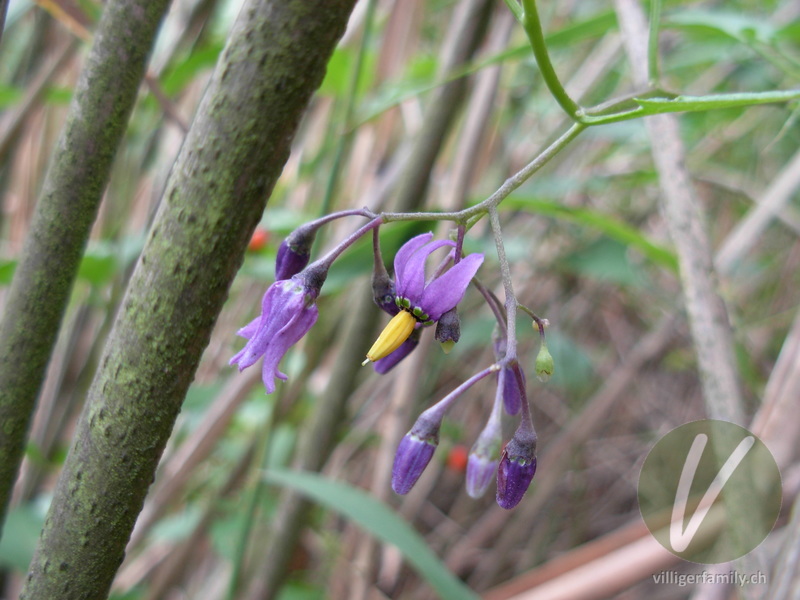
[419,253,483,320]
[393,233,433,286]
[236,316,261,339]
[259,305,318,393]
[396,239,455,303]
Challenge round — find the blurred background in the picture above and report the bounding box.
[1,0,798,598]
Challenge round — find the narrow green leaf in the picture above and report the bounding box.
[502,196,679,273]
[635,90,800,114]
[264,469,479,600]
[665,10,777,45]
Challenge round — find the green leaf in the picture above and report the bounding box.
[634,90,800,114]
[502,196,679,273]
[0,259,17,285]
[264,469,479,600]
[665,10,777,45]
[561,238,647,287]
[161,43,224,96]
[78,245,117,285]
[0,504,44,571]
[0,84,23,107]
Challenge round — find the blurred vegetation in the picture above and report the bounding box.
[1,0,798,598]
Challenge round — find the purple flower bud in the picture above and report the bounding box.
[496,433,537,509]
[435,307,460,354]
[374,330,420,374]
[275,239,312,281]
[392,414,441,495]
[500,367,525,416]
[372,268,399,316]
[466,453,498,499]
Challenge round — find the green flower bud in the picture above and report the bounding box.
[535,342,554,383]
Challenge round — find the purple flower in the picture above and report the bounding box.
[230,270,322,393]
[392,410,441,495]
[393,232,483,323]
[496,433,537,509]
[365,233,483,364]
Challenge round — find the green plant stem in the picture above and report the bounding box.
[0,0,171,536]
[520,0,582,120]
[19,1,358,598]
[382,121,585,224]
[502,0,523,22]
[647,0,662,84]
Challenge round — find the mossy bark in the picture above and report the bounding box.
[0,0,170,531]
[19,1,356,598]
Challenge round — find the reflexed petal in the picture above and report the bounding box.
[259,304,318,393]
[396,239,455,303]
[236,316,261,339]
[393,232,433,287]
[419,253,483,320]
[392,432,437,495]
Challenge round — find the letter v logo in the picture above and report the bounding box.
[669,433,754,552]
[639,420,782,563]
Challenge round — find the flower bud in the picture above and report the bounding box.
[435,307,460,354]
[275,224,319,281]
[496,432,537,509]
[392,414,441,495]
[535,342,554,383]
[372,269,399,316]
[466,416,502,498]
[466,453,498,499]
[500,367,525,416]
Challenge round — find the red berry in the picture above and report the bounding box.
[248,228,269,251]
[446,444,469,473]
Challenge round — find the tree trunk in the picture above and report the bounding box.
[0,0,171,532]
[20,1,357,598]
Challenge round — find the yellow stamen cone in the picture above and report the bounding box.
[364,310,416,363]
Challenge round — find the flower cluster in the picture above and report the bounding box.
[230,211,548,509]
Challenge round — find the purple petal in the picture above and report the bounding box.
[392,432,437,495]
[396,239,455,304]
[259,304,318,393]
[237,316,261,339]
[419,253,483,321]
[230,282,304,370]
[393,233,433,286]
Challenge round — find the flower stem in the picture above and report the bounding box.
[488,206,518,356]
[422,364,501,422]
[381,122,585,224]
[314,216,383,270]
